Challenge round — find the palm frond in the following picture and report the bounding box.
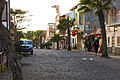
[80,0,91,5]
[57,16,75,31]
[103,0,112,7]
[78,6,92,14]
[78,6,89,11]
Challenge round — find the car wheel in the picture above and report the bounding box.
[19,51,21,54]
[31,51,33,54]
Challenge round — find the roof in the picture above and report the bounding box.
[20,39,31,41]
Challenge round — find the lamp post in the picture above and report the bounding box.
[6,0,11,68]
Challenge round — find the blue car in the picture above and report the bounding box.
[19,40,33,54]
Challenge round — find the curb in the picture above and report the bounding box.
[89,52,120,59]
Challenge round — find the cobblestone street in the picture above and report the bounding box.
[1,49,120,80]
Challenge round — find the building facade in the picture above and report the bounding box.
[70,4,100,50]
[46,23,56,49]
[106,0,120,55]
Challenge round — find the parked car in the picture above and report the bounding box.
[19,40,33,54]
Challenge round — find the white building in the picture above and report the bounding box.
[106,0,120,55]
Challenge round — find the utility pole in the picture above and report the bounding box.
[6,0,11,68]
[8,0,11,38]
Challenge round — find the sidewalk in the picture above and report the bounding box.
[61,49,120,59]
[89,52,120,59]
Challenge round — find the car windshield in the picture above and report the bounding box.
[20,41,32,44]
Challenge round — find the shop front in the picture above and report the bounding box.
[84,33,102,52]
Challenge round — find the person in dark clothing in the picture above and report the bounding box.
[94,37,99,54]
[84,40,88,51]
[88,41,92,52]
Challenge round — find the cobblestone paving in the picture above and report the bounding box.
[1,49,120,80]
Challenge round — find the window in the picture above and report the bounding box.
[25,41,32,44]
[117,36,120,46]
[20,41,32,44]
[108,37,110,46]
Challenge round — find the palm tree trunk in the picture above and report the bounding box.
[67,28,71,51]
[0,24,23,80]
[0,0,23,79]
[64,39,66,49]
[98,11,108,58]
[57,41,59,50]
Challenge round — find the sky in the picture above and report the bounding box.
[10,0,79,31]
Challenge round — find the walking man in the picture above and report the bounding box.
[94,37,99,54]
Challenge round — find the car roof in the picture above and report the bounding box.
[20,40,31,41]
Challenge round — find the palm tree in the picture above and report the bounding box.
[57,16,75,50]
[25,31,34,40]
[78,0,113,57]
[34,30,45,48]
[0,0,23,79]
[11,8,28,23]
[17,31,24,42]
[50,34,64,50]
[11,8,31,46]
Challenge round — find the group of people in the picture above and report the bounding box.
[84,36,100,54]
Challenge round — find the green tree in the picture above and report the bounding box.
[50,34,64,50]
[15,31,25,51]
[57,17,75,50]
[11,8,28,23]
[11,8,28,45]
[44,42,52,49]
[78,0,113,58]
[25,31,34,40]
[17,31,24,42]
[0,0,23,79]
[34,30,45,38]
[34,30,45,48]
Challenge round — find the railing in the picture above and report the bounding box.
[0,52,4,75]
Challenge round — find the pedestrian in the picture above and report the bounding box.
[84,39,88,51]
[94,37,99,54]
[91,41,95,52]
[88,41,92,52]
